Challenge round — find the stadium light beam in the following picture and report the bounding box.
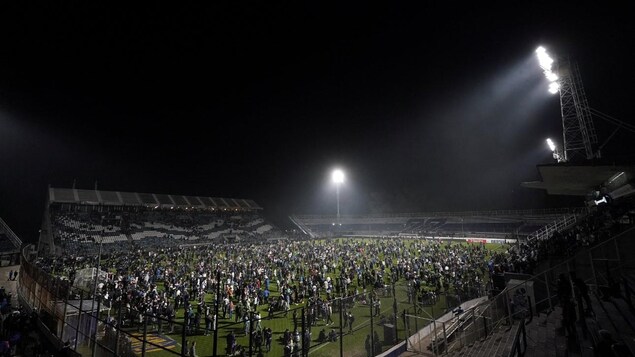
[546,138,556,152]
[331,169,345,224]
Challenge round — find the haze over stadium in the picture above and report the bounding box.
[2,4,635,357]
[0,3,633,240]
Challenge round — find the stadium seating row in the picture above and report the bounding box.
[50,205,277,253]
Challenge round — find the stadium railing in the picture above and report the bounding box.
[295,207,587,220]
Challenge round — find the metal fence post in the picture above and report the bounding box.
[92,297,101,357]
[115,302,123,357]
[370,297,374,355]
[141,314,148,357]
[544,272,552,312]
[181,318,187,357]
[415,310,419,332]
[393,283,398,342]
[213,270,220,357]
[432,319,438,356]
[75,293,83,350]
[249,310,254,357]
[505,290,513,324]
[614,238,623,279]
[483,316,488,337]
[339,298,344,357]
[589,251,598,289]
[61,288,69,342]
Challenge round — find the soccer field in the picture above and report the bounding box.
[111,238,508,357]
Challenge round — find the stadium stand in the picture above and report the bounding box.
[437,197,635,356]
[18,185,635,357]
[290,208,585,240]
[41,187,279,255]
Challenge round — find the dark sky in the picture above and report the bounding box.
[1,3,633,242]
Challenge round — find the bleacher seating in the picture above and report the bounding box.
[50,204,283,253]
[292,209,577,238]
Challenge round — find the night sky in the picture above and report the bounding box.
[1,3,633,242]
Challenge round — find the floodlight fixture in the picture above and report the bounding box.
[535,47,554,70]
[545,72,559,82]
[332,169,345,184]
[594,196,608,206]
[548,82,560,94]
[535,46,560,94]
[546,137,565,162]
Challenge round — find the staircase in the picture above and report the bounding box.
[530,213,581,242]
[288,215,316,238]
[524,307,568,357]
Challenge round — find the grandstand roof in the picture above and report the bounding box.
[48,187,262,210]
[521,163,635,196]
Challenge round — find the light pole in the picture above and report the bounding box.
[332,169,345,225]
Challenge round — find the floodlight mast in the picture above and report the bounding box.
[332,169,344,224]
[536,46,599,162]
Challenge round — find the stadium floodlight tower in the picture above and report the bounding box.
[332,169,345,225]
[536,46,599,162]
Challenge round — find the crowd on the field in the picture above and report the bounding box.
[25,201,634,356]
[33,237,492,347]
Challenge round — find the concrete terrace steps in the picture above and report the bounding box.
[589,290,635,356]
[609,297,635,333]
[590,291,623,341]
[524,308,562,357]
[445,322,518,357]
[600,295,635,337]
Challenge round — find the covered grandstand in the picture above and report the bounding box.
[38,187,280,255]
[289,207,587,241]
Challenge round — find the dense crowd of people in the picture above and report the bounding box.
[32,236,495,355]
[49,206,283,256]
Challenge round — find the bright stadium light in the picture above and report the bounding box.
[546,138,564,162]
[545,71,559,82]
[594,196,608,206]
[535,46,554,70]
[332,169,345,184]
[548,82,560,94]
[535,46,560,94]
